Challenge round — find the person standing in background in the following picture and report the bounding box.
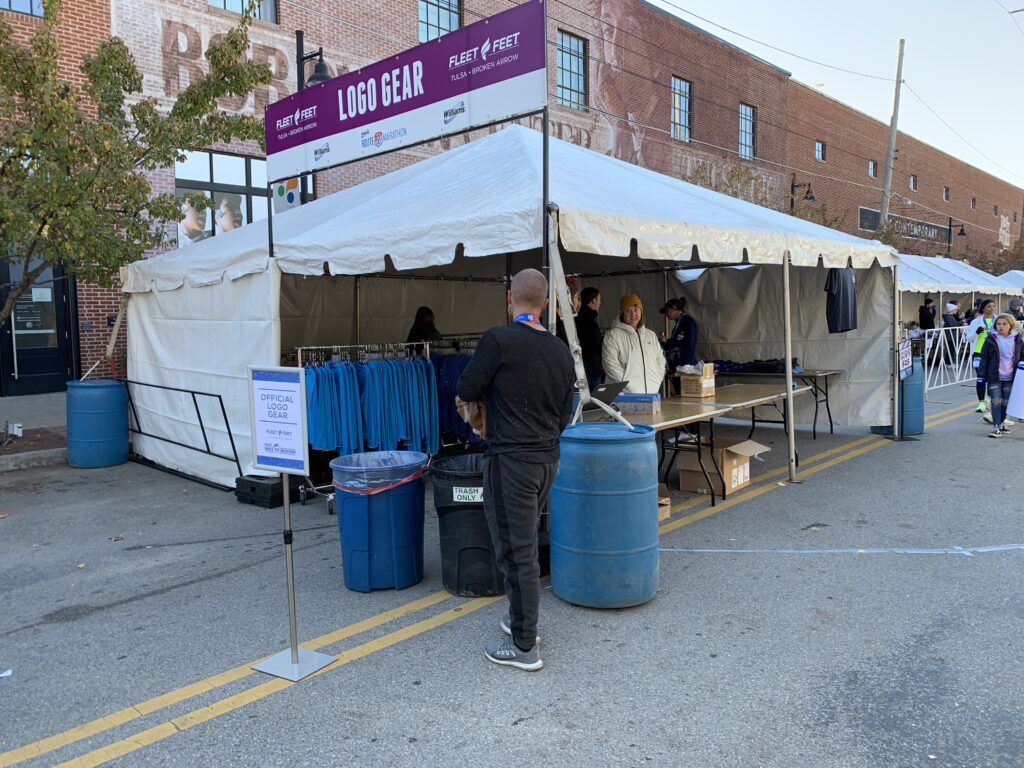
[659,297,699,369]
[602,294,666,394]
[942,300,963,328]
[968,299,997,415]
[456,269,574,672]
[978,313,1023,437]
[1007,299,1024,323]
[574,287,604,392]
[918,297,936,330]
[407,306,443,344]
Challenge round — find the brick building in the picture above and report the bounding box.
[785,81,1023,260]
[1,0,111,397]
[5,0,1021,395]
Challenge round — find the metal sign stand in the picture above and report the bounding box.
[252,470,335,681]
[248,366,333,682]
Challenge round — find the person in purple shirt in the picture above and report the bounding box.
[978,313,1023,437]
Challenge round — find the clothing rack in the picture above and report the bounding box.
[296,341,430,367]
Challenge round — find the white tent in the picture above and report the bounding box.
[124,125,897,487]
[896,254,1023,324]
[1000,270,1024,291]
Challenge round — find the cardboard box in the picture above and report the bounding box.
[678,363,715,398]
[676,437,770,495]
[659,481,675,524]
[616,392,661,415]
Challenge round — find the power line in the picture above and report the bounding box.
[650,0,894,81]
[903,82,1024,184]
[990,0,1024,38]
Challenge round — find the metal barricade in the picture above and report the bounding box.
[922,327,973,398]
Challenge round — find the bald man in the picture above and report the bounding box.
[457,268,575,671]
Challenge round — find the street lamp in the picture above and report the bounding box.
[295,31,331,204]
[789,174,816,211]
[946,217,967,256]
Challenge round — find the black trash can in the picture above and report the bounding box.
[431,454,503,597]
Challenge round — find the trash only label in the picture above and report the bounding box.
[453,486,484,502]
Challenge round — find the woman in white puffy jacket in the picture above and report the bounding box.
[602,294,666,394]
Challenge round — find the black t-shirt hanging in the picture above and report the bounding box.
[824,267,858,333]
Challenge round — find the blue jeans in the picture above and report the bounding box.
[988,380,1013,427]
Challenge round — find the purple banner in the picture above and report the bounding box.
[264,1,547,179]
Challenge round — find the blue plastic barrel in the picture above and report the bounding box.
[66,380,128,468]
[331,452,428,592]
[870,355,925,437]
[550,423,659,608]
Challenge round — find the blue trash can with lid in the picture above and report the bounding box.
[331,451,429,592]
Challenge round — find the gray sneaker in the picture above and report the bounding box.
[484,639,543,671]
[500,613,540,643]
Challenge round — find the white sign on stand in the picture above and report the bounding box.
[249,366,310,475]
[247,366,332,682]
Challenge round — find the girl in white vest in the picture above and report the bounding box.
[602,294,666,394]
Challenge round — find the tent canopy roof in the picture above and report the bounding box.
[125,124,896,294]
[1000,269,1024,289]
[897,254,1023,295]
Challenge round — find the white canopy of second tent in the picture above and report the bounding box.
[1001,270,1024,291]
[900,256,1021,296]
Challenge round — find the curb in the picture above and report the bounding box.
[0,448,68,473]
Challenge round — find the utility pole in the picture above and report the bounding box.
[878,39,905,230]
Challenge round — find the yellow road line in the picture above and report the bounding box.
[53,597,502,768]
[6,400,979,768]
[0,591,452,768]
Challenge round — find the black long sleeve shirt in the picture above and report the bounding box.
[457,323,575,463]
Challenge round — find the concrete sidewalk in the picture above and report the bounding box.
[0,392,68,472]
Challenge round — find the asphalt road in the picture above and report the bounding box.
[0,386,1021,768]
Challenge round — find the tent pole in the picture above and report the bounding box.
[266,182,275,260]
[782,252,797,482]
[542,105,553,331]
[892,264,901,438]
[354,276,361,344]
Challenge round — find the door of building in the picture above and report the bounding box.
[0,262,75,396]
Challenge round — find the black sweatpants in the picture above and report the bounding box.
[483,454,557,651]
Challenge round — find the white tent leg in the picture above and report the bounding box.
[892,264,901,438]
[783,252,797,482]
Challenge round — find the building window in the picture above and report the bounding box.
[208,0,276,23]
[670,77,691,142]
[0,0,43,17]
[868,160,877,178]
[908,175,917,191]
[943,186,950,202]
[738,103,756,160]
[556,31,587,111]
[419,0,460,43]
[174,150,269,247]
[971,196,977,210]
[814,141,826,162]
[994,205,999,217]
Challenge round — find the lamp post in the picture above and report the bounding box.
[946,217,967,256]
[295,31,330,204]
[789,174,816,211]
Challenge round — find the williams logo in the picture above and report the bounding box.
[360,127,409,149]
[313,143,330,162]
[443,102,466,125]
